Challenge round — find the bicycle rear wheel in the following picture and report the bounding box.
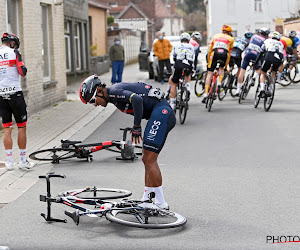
[264,83,275,112]
[208,82,216,112]
[106,207,187,229]
[254,82,261,108]
[239,77,249,103]
[179,87,188,124]
[194,71,206,97]
[289,63,300,83]
[29,148,78,163]
[64,187,132,200]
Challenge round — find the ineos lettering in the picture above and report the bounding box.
[147,120,161,141]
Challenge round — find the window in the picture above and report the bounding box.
[41,5,50,80]
[6,0,18,34]
[64,21,71,72]
[254,0,262,12]
[74,23,81,70]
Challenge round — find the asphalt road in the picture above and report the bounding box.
[2,58,300,249]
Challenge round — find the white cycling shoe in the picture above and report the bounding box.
[18,161,35,169]
[5,162,14,171]
[139,201,169,210]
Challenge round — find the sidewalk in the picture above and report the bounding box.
[0,63,148,205]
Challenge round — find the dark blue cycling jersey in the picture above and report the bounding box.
[107,82,176,154]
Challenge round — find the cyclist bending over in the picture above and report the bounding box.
[202,25,234,103]
[168,32,194,110]
[255,31,284,97]
[235,28,269,96]
[79,76,176,209]
[190,31,202,72]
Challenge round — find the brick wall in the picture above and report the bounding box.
[283,20,300,36]
[0,0,66,115]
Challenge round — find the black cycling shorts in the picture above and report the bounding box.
[207,48,228,72]
[143,99,176,154]
[171,60,193,84]
[0,91,27,128]
[229,55,242,68]
[261,52,283,73]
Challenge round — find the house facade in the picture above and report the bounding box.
[0,0,66,114]
[64,0,90,84]
[205,0,300,42]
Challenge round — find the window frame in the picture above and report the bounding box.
[254,0,262,12]
[41,4,51,82]
[74,22,81,71]
[6,0,19,34]
[64,20,71,72]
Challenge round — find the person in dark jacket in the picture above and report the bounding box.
[109,37,125,84]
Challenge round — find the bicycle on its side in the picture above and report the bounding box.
[174,67,190,124]
[254,71,275,111]
[39,173,187,229]
[238,60,256,104]
[29,128,142,164]
[218,64,238,101]
[205,60,224,112]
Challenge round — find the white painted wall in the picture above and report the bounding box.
[160,17,184,36]
[207,0,300,42]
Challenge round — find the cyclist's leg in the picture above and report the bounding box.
[183,64,193,94]
[169,61,181,110]
[237,53,251,94]
[203,51,217,101]
[142,99,176,205]
[259,57,272,95]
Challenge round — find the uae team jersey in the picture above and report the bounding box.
[0,46,22,94]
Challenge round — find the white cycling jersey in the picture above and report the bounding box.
[0,45,22,94]
[261,38,284,58]
[173,42,194,62]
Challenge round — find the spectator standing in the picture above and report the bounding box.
[153,33,172,84]
[0,33,34,170]
[109,37,125,84]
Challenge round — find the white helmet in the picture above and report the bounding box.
[260,27,270,36]
[270,31,281,40]
[192,31,202,41]
[180,32,191,42]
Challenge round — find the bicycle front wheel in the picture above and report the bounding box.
[29,148,78,163]
[64,187,132,200]
[194,71,206,97]
[178,87,188,124]
[106,208,187,229]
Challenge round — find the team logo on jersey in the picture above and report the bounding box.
[162,109,168,114]
[145,85,150,89]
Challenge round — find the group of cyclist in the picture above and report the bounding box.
[202,24,300,103]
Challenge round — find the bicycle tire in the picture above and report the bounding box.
[208,82,216,112]
[179,87,188,124]
[239,76,249,103]
[289,63,300,83]
[194,71,206,97]
[63,187,132,200]
[106,207,187,229]
[254,82,261,108]
[264,83,275,112]
[218,75,228,101]
[29,148,78,163]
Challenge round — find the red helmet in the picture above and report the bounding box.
[79,75,105,104]
[1,33,20,49]
[222,25,232,32]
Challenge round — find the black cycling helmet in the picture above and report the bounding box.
[244,31,253,39]
[289,30,297,38]
[79,75,105,104]
[1,33,20,49]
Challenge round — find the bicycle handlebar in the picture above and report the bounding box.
[120,127,132,141]
[39,173,66,179]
